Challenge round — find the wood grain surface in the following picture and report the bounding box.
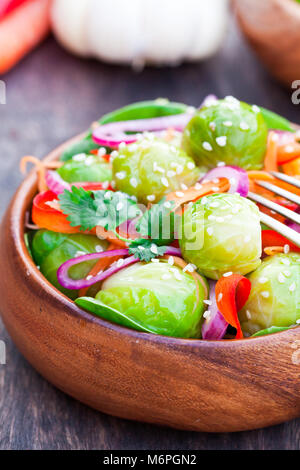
[0,16,300,450]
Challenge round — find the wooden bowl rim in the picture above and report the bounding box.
[11,132,300,349]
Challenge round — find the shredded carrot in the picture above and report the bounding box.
[277,142,300,165]
[78,243,121,297]
[282,157,300,177]
[264,132,278,172]
[248,171,300,196]
[264,246,284,256]
[166,178,229,209]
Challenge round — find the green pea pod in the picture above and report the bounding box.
[252,326,295,337]
[60,99,188,161]
[260,106,295,132]
[58,156,112,183]
[75,297,155,333]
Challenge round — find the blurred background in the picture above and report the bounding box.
[0,0,300,450]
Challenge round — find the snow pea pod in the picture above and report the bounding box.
[260,106,295,132]
[60,100,189,161]
[252,326,295,337]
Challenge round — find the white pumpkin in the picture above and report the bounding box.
[51,0,229,66]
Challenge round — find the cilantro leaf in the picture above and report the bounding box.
[128,239,167,262]
[135,197,178,245]
[58,187,142,232]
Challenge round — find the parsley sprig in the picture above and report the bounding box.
[58,187,142,232]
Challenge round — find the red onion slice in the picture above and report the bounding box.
[92,113,193,148]
[45,170,71,195]
[57,246,182,290]
[201,165,249,197]
[201,281,228,340]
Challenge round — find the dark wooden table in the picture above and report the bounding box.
[0,17,299,450]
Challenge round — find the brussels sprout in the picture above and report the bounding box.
[57,154,112,183]
[239,253,300,336]
[89,260,206,338]
[182,97,268,170]
[31,230,108,299]
[179,193,262,280]
[112,138,201,204]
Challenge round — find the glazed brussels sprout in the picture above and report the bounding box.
[112,138,201,204]
[57,154,112,183]
[179,193,262,280]
[31,230,108,299]
[94,260,206,338]
[182,97,268,170]
[239,253,300,336]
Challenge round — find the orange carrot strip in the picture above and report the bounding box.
[264,132,278,172]
[264,246,284,256]
[78,243,121,297]
[166,178,229,208]
[277,142,300,165]
[282,157,300,177]
[0,0,51,75]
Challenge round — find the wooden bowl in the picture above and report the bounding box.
[233,0,300,86]
[0,136,300,433]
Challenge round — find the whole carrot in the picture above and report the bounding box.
[0,0,51,75]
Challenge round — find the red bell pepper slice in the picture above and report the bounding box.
[72,181,114,191]
[262,230,300,253]
[215,274,251,339]
[32,190,80,233]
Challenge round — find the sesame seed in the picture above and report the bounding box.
[207,227,214,236]
[174,270,183,281]
[246,310,252,320]
[223,272,233,277]
[175,191,185,197]
[72,153,87,162]
[217,293,223,302]
[115,171,126,180]
[95,245,103,253]
[282,256,290,264]
[259,277,268,284]
[203,300,212,306]
[284,244,290,254]
[176,165,184,175]
[101,181,109,190]
[212,187,219,192]
[150,244,158,254]
[85,156,94,166]
[161,177,169,187]
[277,273,286,284]
[75,250,86,257]
[86,275,93,281]
[147,195,156,202]
[209,122,216,131]
[167,170,176,178]
[217,161,226,167]
[130,177,138,188]
[203,310,211,320]
[181,183,188,190]
[168,256,174,266]
[116,202,123,211]
[284,145,294,153]
[118,142,126,149]
[201,196,208,205]
[203,142,213,151]
[261,291,270,298]
[240,121,250,131]
[289,282,296,292]
[223,121,233,127]
[110,150,119,159]
[98,147,106,157]
[162,273,172,280]
[210,201,220,208]
[195,183,203,190]
[229,177,236,185]
[116,259,124,268]
[283,270,291,277]
[252,105,260,113]
[151,258,160,263]
[164,201,172,209]
[183,263,195,273]
[187,162,195,170]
